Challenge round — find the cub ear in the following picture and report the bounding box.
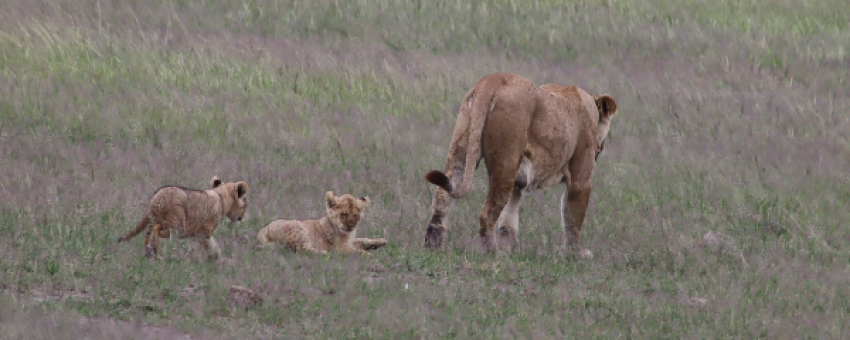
[236,182,249,198]
[211,176,222,188]
[596,95,617,120]
[358,196,371,207]
[325,191,336,208]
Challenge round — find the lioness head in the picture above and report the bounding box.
[325,191,370,234]
[594,95,618,160]
[211,176,250,222]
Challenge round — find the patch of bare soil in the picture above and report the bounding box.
[226,285,263,310]
[0,297,200,340]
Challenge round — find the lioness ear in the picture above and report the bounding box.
[596,95,617,120]
[325,191,336,208]
[236,182,249,198]
[358,196,371,207]
[211,176,222,188]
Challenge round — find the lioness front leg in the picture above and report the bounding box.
[561,183,593,259]
[353,237,388,251]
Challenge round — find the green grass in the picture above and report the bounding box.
[1,0,850,338]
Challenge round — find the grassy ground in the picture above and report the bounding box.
[1,0,849,338]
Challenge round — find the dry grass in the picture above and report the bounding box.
[1,0,849,338]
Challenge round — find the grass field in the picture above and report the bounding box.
[1,0,849,338]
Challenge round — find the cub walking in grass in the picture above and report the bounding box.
[257,191,387,255]
[118,176,249,260]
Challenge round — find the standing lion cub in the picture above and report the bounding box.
[257,191,387,255]
[118,176,249,260]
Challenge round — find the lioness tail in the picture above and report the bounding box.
[424,170,452,192]
[427,81,497,199]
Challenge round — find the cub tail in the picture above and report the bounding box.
[118,213,151,243]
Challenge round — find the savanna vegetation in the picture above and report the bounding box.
[1,0,849,338]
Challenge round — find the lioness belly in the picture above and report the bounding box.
[515,156,563,192]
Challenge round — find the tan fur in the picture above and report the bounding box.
[424,73,618,257]
[256,191,386,255]
[118,176,249,260]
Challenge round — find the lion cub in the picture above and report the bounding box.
[257,191,387,255]
[118,176,249,260]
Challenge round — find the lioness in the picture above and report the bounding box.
[118,176,249,260]
[424,73,618,257]
[256,191,387,255]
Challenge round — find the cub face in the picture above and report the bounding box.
[211,176,250,222]
[325,191,370,234]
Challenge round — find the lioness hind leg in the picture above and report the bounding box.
[479,156,524,253]
[497,187,523,251]
[353,237,388,251]
[425,188,451,249]
[479,177,515,253]
[425,124,477,249]
[478,101,529,252]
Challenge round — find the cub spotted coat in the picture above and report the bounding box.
[257,191,387,255]
[118,176,249,260]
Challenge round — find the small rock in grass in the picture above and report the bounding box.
[681,296,708,307]
[227,285,263,309]
[367,263,387,273]
[216,258,236,266]
[702,231,734,249]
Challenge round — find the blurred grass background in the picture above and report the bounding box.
[1,0,849,338]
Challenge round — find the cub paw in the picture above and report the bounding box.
[362,238,388,250]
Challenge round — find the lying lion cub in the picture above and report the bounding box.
[118,176,249,260]
[257,191,387,255]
